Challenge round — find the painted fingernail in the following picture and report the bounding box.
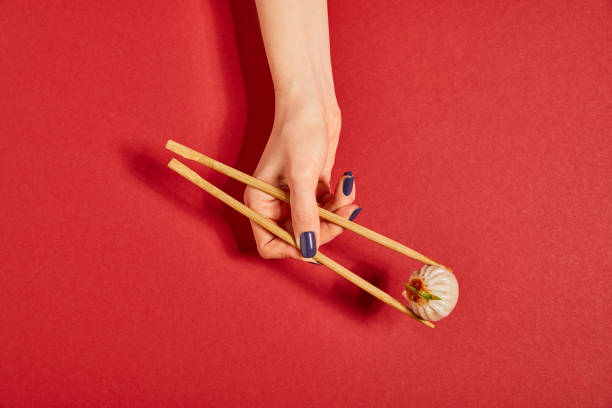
[343,171,353,176]
[349,207,362,221]
[342,173,354,196]
[300,231,317,258]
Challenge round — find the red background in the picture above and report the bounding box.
[1,1,611,406]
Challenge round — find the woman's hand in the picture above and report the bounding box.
[247,0,359,260]
[244,97,360,260]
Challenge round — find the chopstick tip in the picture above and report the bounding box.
[165,139,176,150]
[167,157,182,169]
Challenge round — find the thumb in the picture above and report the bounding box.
[287,173,320,258]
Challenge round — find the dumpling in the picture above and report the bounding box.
[402,265,459,321]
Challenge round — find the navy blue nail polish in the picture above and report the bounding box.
[349,207,362,221]
[342,174,354,196]
[343,171,353,176]
[300,231,317,258]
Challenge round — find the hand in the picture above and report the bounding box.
[250,0,353,260]
[244,100,361,261]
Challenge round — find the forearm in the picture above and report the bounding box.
[255,0,338,111]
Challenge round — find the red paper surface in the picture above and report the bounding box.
[1,1,610,406]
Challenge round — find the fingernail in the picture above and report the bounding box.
[300,231,317,258]
[349,207,362,221]
[343,171,353,176]
[342,173,354,196]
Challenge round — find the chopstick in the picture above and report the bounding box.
[165,140,448,270]
[167,158,434,328]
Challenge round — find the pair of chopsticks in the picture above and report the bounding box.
[166,140,444,328]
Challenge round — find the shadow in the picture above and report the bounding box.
[328,262,389,319]
[256,258,389,321]
[121,142,390,320]
[118,144,241,257]
[115,2,264,265]
[218,0,275,254]
[151,1,385,321]
[206,1,390,321]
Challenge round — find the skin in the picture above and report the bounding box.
[245,0,359,261]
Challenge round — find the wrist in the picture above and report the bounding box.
[274,64,337,107]
[274,78,340,135]
[274,92,341,142]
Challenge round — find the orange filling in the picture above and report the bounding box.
[407,278,424,302]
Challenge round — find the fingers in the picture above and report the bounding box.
[251,229,302,260]
[315,182,332,205]
[318,171,361,245]
[287,170,321,258]
[244,185,301,260]
[323,171,356,213]
[319,203,361,246]
[245,170,362,261]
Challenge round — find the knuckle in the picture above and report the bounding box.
[326,108,342,138]
[287,167,318,185]
[323,224,343,242]
[337,192,353,204]
[291,210,316,226]
[256,245,273,259]
[328,225,343,238]
[244,186,264,207]
[243,186,253,205]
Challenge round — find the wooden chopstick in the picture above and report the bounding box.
[167,158,434,328]
[165,140,448,270]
